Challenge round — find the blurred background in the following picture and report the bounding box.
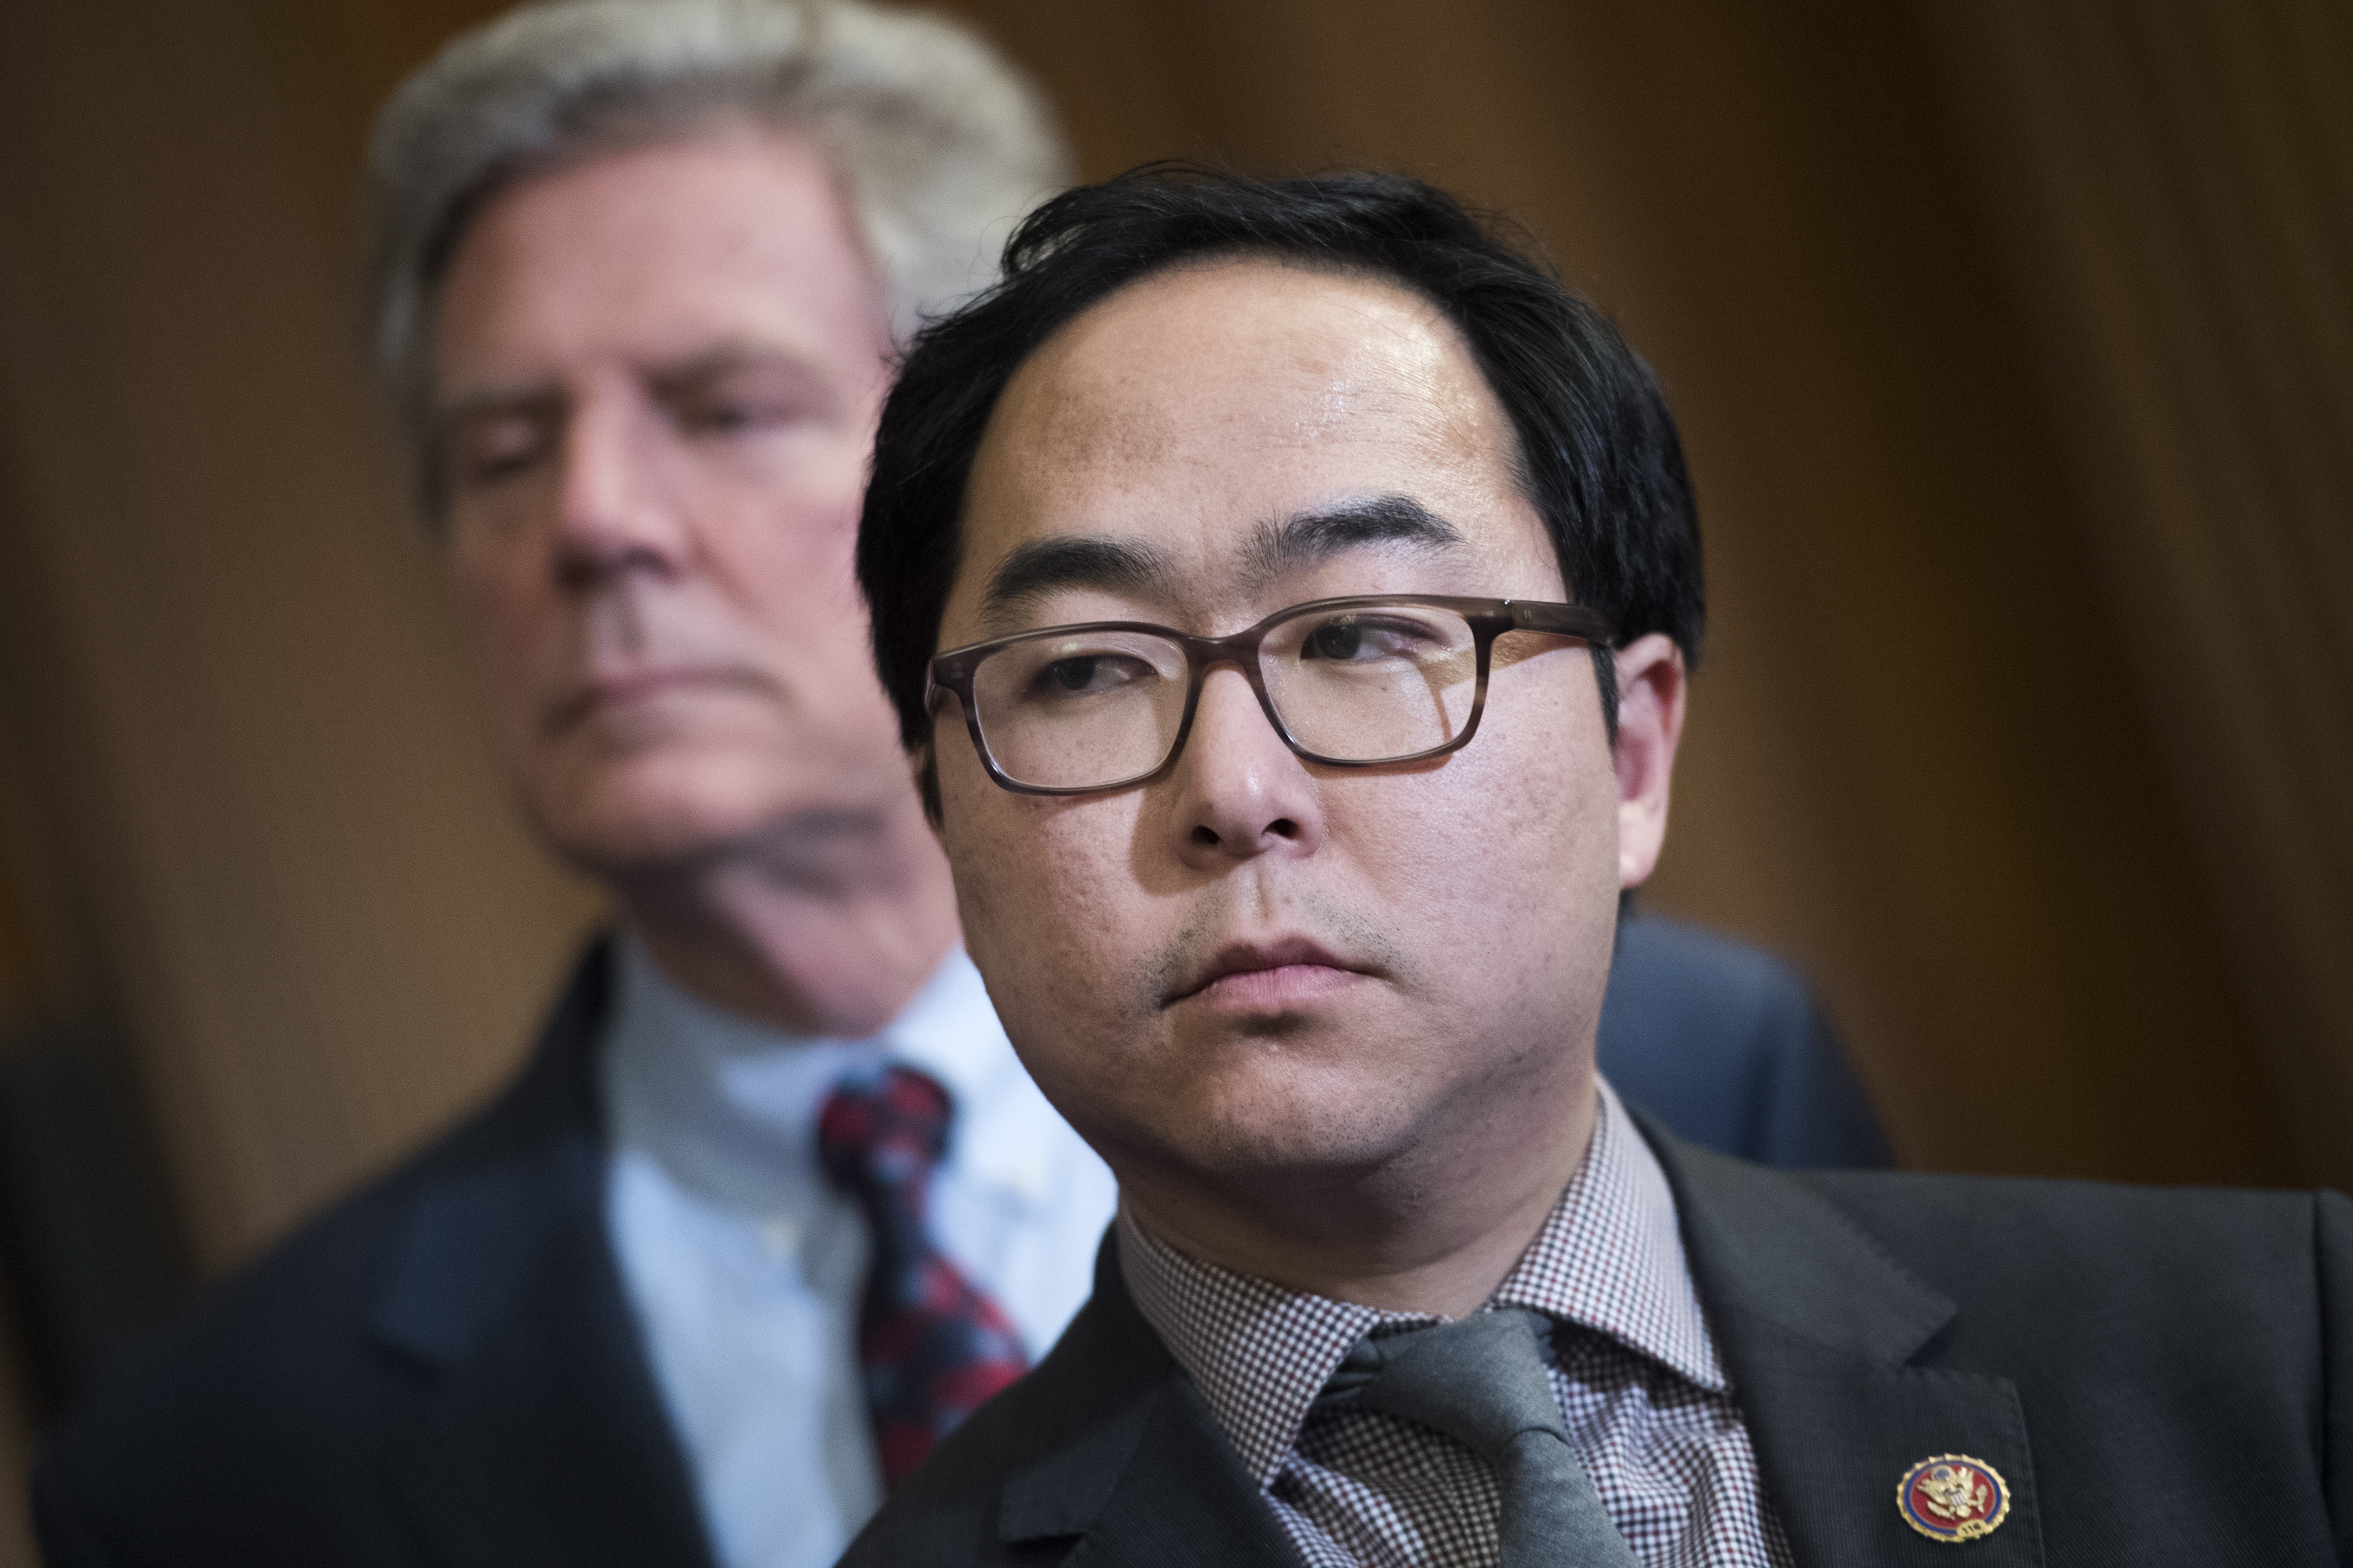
[0,0,2346,1557]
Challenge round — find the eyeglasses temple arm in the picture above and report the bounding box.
[1506,600,1617,644]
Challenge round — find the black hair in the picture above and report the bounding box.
[858,164,1703,770]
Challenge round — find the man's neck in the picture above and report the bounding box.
[1118,1076,1600,1321]
[613,799,962,1040]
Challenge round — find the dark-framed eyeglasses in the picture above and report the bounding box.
[926,594,1616,796]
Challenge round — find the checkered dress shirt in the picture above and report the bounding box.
[1118,1080,1793,1568]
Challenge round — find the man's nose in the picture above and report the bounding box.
[551,394,689,590]
[1164,665,1326,867]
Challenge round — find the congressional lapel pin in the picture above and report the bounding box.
[1897,1454,2010,1543]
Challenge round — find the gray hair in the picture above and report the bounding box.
[367,0,1070,514]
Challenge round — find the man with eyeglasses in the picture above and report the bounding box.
[839,167,2353,1566]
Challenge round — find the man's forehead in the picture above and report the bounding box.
[990,260,1488,465]
[954,258,1540,621]
[430,127,886,397]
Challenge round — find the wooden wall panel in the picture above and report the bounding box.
[1922,0,2353,1187]
[0,0,603,1279]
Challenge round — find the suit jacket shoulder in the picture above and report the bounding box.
[1648,1123,2352,1568]
[32,941,718,1568]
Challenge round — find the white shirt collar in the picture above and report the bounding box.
[602,930,1005,1216]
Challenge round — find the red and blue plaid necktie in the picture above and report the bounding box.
[818,1064,1029,1486]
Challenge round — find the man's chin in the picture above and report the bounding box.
[512,725,916,875]
[1094,1065,1431,1196]
[520,770,786,878]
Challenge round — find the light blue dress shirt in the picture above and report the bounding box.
[600,935,1120,1568]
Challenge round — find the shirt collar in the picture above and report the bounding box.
[867,941,1018,1116]
[1118,1078,1724,1487]
[1491,1078,1724,1390]
[601,931,1002,1214]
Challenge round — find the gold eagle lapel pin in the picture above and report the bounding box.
[1897,1454,2010,1543]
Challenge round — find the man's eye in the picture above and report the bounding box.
[1027,653,1151,699]
[445,416,548,487]
[680,400,767,435]
[673,385,826,438]
[1299,617,1436,662]
[1304,622,1365,661]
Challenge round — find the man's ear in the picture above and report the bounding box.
[1611,634,1686,890]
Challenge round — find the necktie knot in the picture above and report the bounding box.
[1314,1308,1566,1462]
[819,1064,951,1201]
[1313,1308,1641,1567]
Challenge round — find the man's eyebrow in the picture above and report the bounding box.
[1243,495,1465,587]
[980,536,1177,629]
[645,342,829,395]
[434,342,828,422]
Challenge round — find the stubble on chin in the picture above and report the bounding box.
[1047,886,1428,1176]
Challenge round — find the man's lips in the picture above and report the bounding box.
[545,666,771,732]
[1167,937,1374,1009]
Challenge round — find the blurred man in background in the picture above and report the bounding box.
[36,5,1113,1566]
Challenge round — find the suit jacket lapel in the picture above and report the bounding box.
[1642,1115,2046,1567]
[995,1235,1300,1568]
[373,941,718,1568]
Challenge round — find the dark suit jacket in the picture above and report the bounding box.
[32,942,722,1568]
[841,1118,2353,1568]
[28,929,1887,1566]
[1600,915,1889,1168]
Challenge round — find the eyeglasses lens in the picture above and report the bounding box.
[968,629,1190,790]
[1263,603,1479,763]
[967,603,1482,790]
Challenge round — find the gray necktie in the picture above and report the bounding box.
[1314,1308,1641,1567]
